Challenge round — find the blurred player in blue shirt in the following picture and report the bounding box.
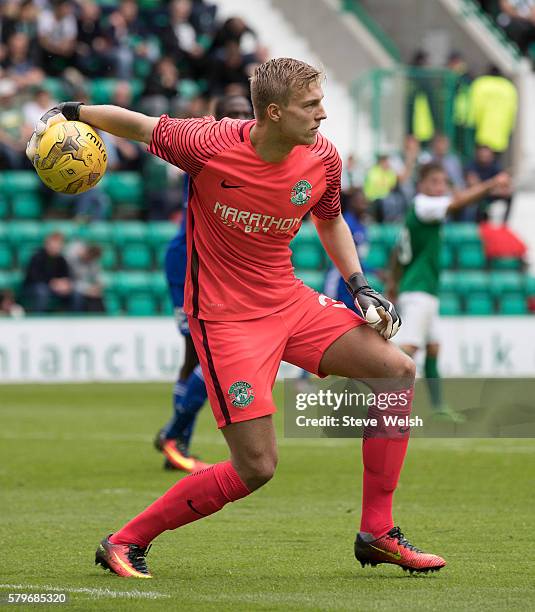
[323,187,372,309]
[154,94,253,472]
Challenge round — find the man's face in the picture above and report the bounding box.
[45,236,64,256]
[433,136,449,157]
[419,170,448,197]
[476,146,494,165]
[276,82,327,146]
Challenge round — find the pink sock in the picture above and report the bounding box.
[110,461,250,547]
[360,388,413,539]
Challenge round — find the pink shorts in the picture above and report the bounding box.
[189,283,365,428]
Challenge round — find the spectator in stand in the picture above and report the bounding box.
[101,81,143,172]
[141,56,181,112]
[23,232,75,313]
[66,241,105,313]
[160,0,207,80]
[37,0,77,76]
[389,133,421,203]
[106,0,156,80]
[364,154,398,221]
[210,16,259,62]
[12,0,39,42]
[447,51,473,154]
[0,289,25,318]
[2,31,43,90]
[23,87,56,128]
[341,154,365,194]
[462,144,513,222]
[324,188,373,310]
[469,65,518,155]
[0,1,21,59]
[0,78,32,169]
[496,0,535,53]
[75,0,110,77]
[407,49,435,144]
[424,133,465,189]
[208,40,254,96]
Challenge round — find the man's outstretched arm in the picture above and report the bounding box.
[79,105,159,144]
[26,102,159,163]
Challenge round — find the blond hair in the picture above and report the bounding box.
[250,58,323,118]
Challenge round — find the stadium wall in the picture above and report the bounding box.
[0,317,532,382]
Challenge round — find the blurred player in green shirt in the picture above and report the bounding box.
[388,162,510,419]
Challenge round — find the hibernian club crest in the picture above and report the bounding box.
[228,381,254,408]
[290,179,312,206]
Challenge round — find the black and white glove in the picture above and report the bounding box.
[26,102,84,166]
[174,307,190,336]
[346,272,401,340]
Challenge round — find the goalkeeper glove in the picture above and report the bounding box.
[346,272,401,340]
[174,307,190,336]
[26,102,84,166]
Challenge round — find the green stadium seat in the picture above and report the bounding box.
[292,243,323,269]
[17,243,40,268]
[156,243,168,266]
[489,272,524,297]
[457,244,486,269]
[150,274,168,299]
[113,271,152,296]
[104,291,122,315]
[160,294,174,316]
[366,245,388,270]
[126,293,158,316]
[465,293,493,315]
[295,270,324,292]
[367,273,384,294]
[90,78,143,105]
[40,220,77,240]
[147,221,178,246]
[369,224,401,248]
[489,257,522,270]
[121,243,153,270]
[42,77,68,101]
[0,270,22,292]
[439,271,456,293]
[440,244,454,269]
[439,293,461,316]
[0,171,40,195]
[11,194,42,220]
[526,276,535,296]
[443,223,480,245]
[7,221,41,245]
[456,271,490,293]
[0,271,12,289]
[102,173,143,207]
[498,293,527,315]
[112,221,147,246]
[441,271,490,294]
[0,195,8,219]
[80,221,112,243]
[0,244,13,269]
[291,221,317,246]
[101,245,118,270]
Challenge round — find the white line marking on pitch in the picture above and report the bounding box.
[0,584,170,600]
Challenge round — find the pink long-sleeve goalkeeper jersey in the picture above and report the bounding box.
[148,115,342,321]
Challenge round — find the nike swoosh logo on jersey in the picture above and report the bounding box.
[221,179,244,189]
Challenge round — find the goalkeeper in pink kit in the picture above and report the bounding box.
[27,58,445,577]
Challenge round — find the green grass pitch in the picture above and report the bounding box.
[1,383,534,610]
